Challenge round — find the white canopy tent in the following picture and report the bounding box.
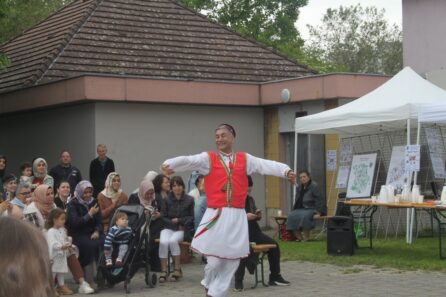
[418,102,446,124]
[295,67,446,136]
[294,67,446,243]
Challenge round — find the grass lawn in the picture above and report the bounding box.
[279,236,446,272]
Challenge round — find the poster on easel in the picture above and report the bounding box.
[336,165,350,189]
[346,153,378,198]
[425,127,446,179]
[386,146,408,188]
[425,127,443,154]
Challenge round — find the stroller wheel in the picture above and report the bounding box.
[146,272,157,288]
[96,267,106,290]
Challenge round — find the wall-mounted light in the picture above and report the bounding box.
[281,88,291,103]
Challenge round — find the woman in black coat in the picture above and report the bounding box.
[286,170,326,241]
[66,180,104,287]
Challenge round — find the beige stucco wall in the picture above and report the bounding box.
[94,102,273,224]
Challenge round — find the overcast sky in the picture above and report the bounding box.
[297,0,402,39]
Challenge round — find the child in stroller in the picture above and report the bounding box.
[97,204,157,293]
[104,212,132,267]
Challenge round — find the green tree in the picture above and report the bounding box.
[179,0,308,64]
[0,0,69,69]
[304,4,403,75]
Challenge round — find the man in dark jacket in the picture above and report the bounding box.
[49,150,82,194]
[234,176,290,292]
[89,144,115,197]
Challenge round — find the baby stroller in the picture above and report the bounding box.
[96,204,157,293]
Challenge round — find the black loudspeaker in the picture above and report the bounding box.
[327,216,354,256]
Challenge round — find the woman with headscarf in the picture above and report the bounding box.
[97,172,128,233]
[128,173,164,272]
[23,184,56,230]
[30,158,54,189]
[66,180,104,289]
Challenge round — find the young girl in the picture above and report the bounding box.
[46,208,74,295]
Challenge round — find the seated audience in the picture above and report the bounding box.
[66,180,104,289]
[97,172,128,233]
[54,180,73,210]
[159,176,194,283]
[2,173,17,201]
[128,173,163,272]
[286,170,326,241]
[30,157,54,189]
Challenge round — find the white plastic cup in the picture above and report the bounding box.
[441,186,446,204]
[277,210,283,216]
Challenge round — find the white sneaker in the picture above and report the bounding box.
[78,281,94,294]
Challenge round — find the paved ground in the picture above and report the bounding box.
[71,256,446,297]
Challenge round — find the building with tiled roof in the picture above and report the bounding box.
[0,0,313,94]
[0,0,388,219]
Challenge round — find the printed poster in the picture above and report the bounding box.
[346,153,378,198]
[405,145,420,172]
[386,146,409,188]
[327,150,337,172]
[340,139,353,163]
[336,165,350,189]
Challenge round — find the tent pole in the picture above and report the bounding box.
[406,119,411,244]
[293,132,298,210]
[409,121,421,244]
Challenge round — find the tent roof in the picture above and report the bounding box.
[418,102,446,124]
[295,67,446,135]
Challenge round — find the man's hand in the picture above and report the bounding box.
[286,170,297,185]
[161,164,175,176]
[247,213,258,221]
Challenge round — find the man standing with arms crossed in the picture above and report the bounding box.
[162,124,296,297]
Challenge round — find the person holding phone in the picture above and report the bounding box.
[66,180,104,290]
[233,176,289,292]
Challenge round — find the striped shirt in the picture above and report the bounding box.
[104,225,132,250]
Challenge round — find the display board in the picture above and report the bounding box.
[386,146,408,188]
[346,153,378,198]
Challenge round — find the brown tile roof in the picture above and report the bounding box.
[0,0,315,94]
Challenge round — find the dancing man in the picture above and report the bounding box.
[161,124,296,297]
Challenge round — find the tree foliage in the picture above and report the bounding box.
[304,4,403,75]
[0,0,69,69]
[178,0,308,64]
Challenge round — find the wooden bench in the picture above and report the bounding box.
[250,244,277,288]
[154,239,192,273]
[273,215,333,240]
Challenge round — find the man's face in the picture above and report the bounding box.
[97,146,107,159]
[299,173,310,185]
[215,128,234,153]
[60,152,71,166]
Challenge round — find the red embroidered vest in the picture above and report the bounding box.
[204,152,248,208]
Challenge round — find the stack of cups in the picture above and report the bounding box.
[378,185,388,203]
[441,186,446,204]
[412,185,420,203]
